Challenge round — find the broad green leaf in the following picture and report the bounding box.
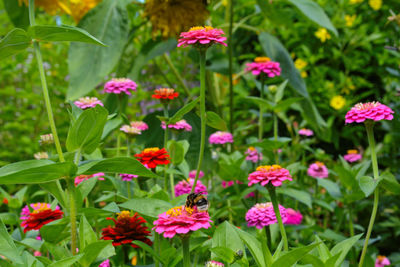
[27,25,105,46]
[40,181,66,208]
[324,253,341,267]
[274,97,304,112]
[119,198,172,218]
[40,219,70,243]
[17,238,43,251]
[236,227,268,267]
[301,254,325,267]
[76,177,98,207]
[167,140,185,165]
[210,247,235,263]
[0,28,31,59]
[0,160,77,184]
[380,171,400,195]
[42,242,71,261]
[206,111,228,131]
[101,115,122,139]
[287,0,338,36]
[315,236,332,262]
[78,241,115,267]
[318,179,342,198]
[278,188,312,208]
[168,98,199,124]
[67,0,129,100]
[271,243,319,267]
[274,80,289,103]
[330,234,362,267]
[0,219,23,264]
[3,0,30,30]
[79,215,98,250]
[244,96,274,110]
[358,176,380,197]
[132,240,166,265]
[48,255,83,267]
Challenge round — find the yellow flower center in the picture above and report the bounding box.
[248,146,256,151]
[255,202,273,209]
[32,207,51,214]
[256,165,282,172]
[112,78,129,83]
[255,57,271,63]
[166,206,183,217]
[189,26,214,32]
[354,102,379,110]
[143,147,160,153]
[377,256,386,262]
[117,211,131,219]
[315,161,325,167]
[347,149,358,154]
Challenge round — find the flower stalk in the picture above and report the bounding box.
[258,75,265,141]
[163,106,169,192]
[228,0,234,133]
[268,185,288,251]
[181,235,191,267]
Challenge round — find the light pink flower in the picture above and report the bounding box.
[248,165,292,187]
[284,208,303,225]
[99,259,110,267]
[177,26,227,48]
[245,147,262,163]
[209,131,234,145]
[74,97,104,109]
[74,173,105,186]
[175,179,207,197]
[130,121,148,131]
[119,173,138,181]
[375,256,390,267]
[206,261,225,267]
[345,102,394,124]
[245,57,281,77]
[20,203,61,232]
[343,149,362,163]
[104,78,137,95]
[189,170,204,179]
[161,120,192,132]
[120,125,142,135]
[307,162,329,179]
[298,128,314,136]
[245,202,287,229]
[153,206,212,238]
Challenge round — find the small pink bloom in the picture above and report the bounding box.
[206,261,225,267]
[119,173,138,181]
[120,125,142,135]
[245,57,281,77]
[307,162,329,179]
[175,179,207,197]
[345,102,394,124]
[245,202,287,229]
[209,131,234,145]
[99,259,110,267]
[74,97,104,109]
[298,128,314,136]
[375,256,390,267]
[343,149,362,163]
[177,26,227,48]
[284,208,303,225]
[221,180,242,188]
[161,120,192,132]
[248,165,292,187]
[75,173,105,186]
[189,170,204,179]
[130,121,148,131]
[104,78,137,95]
[34,251,42,257]
[245,147,262,163]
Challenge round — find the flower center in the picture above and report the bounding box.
[354,101,380,110]
[166,206,183,217]
[315,161,325,167]
[117,211,131,219]
[376,256,386,262]
[255,57,271,63]
[347,149,358,154]
[248,146,256,151]
[112,78,129,83]
[255,202,273,209]
[189,26,214,32]
[256,165,282,172]
[143,147,160,153]
[32,207,51,214]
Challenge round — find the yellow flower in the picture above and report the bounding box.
[294,58,307,70]
[144,0,209,38]
[20,0,62,15]
[345,15,357,27]
[315,28,331,43]
[301,71,308,78]
[349,0,363,3]
[58,0,102,23]
[330,95,346,110]
[369,0,382,10]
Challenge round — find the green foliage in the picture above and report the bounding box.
[0,28,31,59]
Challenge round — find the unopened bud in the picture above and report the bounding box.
[269,85,277,93]
[234,249,244,260]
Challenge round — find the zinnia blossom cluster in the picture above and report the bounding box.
[152,88,179,100]
[161,120,192,132]
[345,102,394,124]
[189,170,204,179]
[298,128,314,137]
[74,97,103,109]
[307,162,329,179]
[343,149,362,163]
[245,202,287,229]
[245,147,262,163]
[284,208,303,225]
[245,57,281,77]
[153,206,212,238]
[175,179,207,197]
[74,173,105,186]
[205,261,225,267]
[134,148,170,169]
[209,131,234,145]
[375,255,390,267]
[104,78,137,95]
[20,203,63,233]
[248,165,292,187]
[101,211,152,248]
[177,26,227,48]
[120,174,139,181]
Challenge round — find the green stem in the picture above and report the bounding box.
[67,179,77,254]
[163,53,192,99]
[260,227,270,267]
[228,0,234,133]
[181,236,191,267]
[358,123,380,267]
[170,172,175,199]
[273,113,279,163]
[163,106,169,192]
[266,225,272,249]
[258,75,265,141]
[154,234,160,267]
[191,49,207,193]
[348,205,355,237]
[268,186,288,251]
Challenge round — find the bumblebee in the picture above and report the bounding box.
[185,192,209,212]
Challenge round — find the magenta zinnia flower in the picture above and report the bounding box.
[245,57,281,77]
[98,259,110,267]
[298,128,314,137]
[307,162,329,179]
[245,147,262,163]
[175,179,207,197]
[284,208,303,225]
[343,149,362,163]
[104,78,137,95]
[130,121,148,131]
[74,173,105,186]
[189,170,204,179]
[248,165,292,187]
[177,26,227,48]
[120,173,138,181]
[206,261,225,267]
[345,102,394,124]
[221,180,242,188]
[375,256,390,267]
[74,97,103,109]
[161,120,192,132]
[209,131,234,145]
[245,202,287,229]
[153,206,212,238]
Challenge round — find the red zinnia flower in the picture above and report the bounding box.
[101,211,152,248]
[152,88,179,100]
[21,207,64,233]
[2,198,8,205]
[134,147,170,169]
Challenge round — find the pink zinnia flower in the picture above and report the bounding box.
[245,57,281,77]
[74,173,105,186]
[120,173,138,181]
[206,261,225,267]
[343,149,362,163]
[189,170,204,179]
[209,131,234,145]
[248,165,292,187]
[307,162,329,179]
[120,125,142,135]
[104,78,137,95]
[175,179,207,197]
[345,102,394,124]
[245,202,287,229]
[375,256,390,267]
[284,208,303,225]
[130,121,148,131]
[153,206,212,238]
[221,180,242,188]
[98,259,110,267]
[298,128,314,136]
[34,251,42,257]
[161,120,192,132]
[245,146,262,163]
[177,26,227,48]
[74,97,103,109]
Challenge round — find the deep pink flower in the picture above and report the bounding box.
[34,251,42,257]
[189,170,204,179]
[104,78,137,95]
[161,120,192,132]
[248,165,292,187]
[245,147,262,163]
[98,259,110,267]
[245,202,287,229]
[284,208,303,225]
[298,128,314,136]
[177,26,227,48]
[345,102,394,124]
[209,131,234,145]
[153,206,212,238]
[130,121,148,131]
[74,173,105,186]
[307,162,328,179]
[206,261,225,267]
[343,149,362,163]
[245,57,281,77]
[375,256,390,267]
[120,173,138,181]
[221,180,242,188]
[74,97,104,109]
[175,179,207,197]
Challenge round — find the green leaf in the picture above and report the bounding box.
[79,215,98,250]
[101,115,122,139]
[78,241,115,267]
[301,254,325,267]
[244,96,274,110]
[274,97,304,112]
[0,160,77,185]
[278,188,312,208]
[271,243,319,267]
[274,80,289,103]
[253,137,291,151]
[40,181,66,208]
[236,227,268,267]
[287,0,338,36]
[315,236,332,262]
[167,140,185,165]
[119,198,172,218]
[168,98,199,124]
[318,179,342,198]
[40,219,69,243]
[330,234,362,267]
[66,105,108,154]
[0,218,23,264]
[358,176,380,197]
[206,111,228,131]
[0,28,31,59]
[27,25,106,46]
[132,240,166,265]
[67,0,129,100]
[48,255,83,267]
[43,242,71,260]
[3,0,30,30]
[380,171,400,195]
[210,247,235,263]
